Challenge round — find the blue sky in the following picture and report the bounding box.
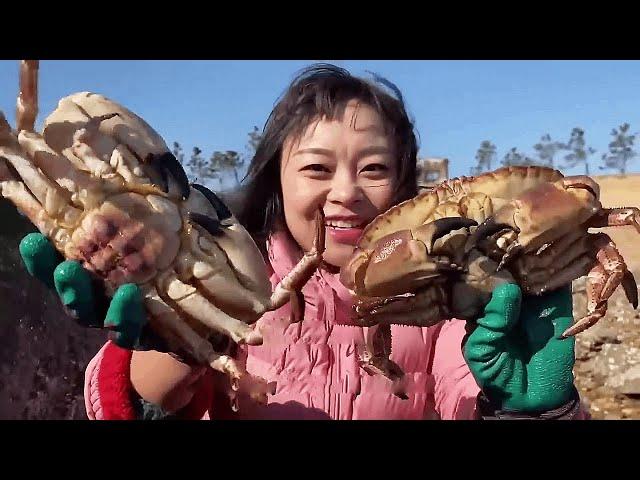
[1,60,640,184]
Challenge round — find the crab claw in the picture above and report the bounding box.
[343,218,476,298]
[191,183,233,224]
[496,241,523,271]
[421,217,478,253]
[622,270,639,309]
[465,217,516,254]
[188,212,225,235]
[145,152,190,200]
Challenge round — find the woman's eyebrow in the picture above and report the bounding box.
[292,147,335,157]
[358,146,393,157]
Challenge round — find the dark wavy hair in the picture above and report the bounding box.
[236,63,419,249]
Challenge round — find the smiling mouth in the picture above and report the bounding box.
[325,221,367,229]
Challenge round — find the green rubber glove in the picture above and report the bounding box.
[463,283,576,413]
[19,232,147,349]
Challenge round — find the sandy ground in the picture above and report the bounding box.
[591,174,640,270]
[572,174,640,419]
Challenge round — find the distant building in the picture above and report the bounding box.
[417,157,449,189]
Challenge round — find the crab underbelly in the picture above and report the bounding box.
[66,192,182,293]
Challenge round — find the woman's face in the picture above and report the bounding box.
[280,99,399,269]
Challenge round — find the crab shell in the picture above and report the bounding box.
[341,166,563,299]
[473,176,601,254]
[465,172,640,338]
[27,92,273,308]
[1,84,326,409]
[342,164,640,342]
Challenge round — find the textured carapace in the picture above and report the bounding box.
[340,165,640,390]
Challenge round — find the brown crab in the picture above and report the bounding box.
[341,166,640,389]
[466,171,640,337]
[0,60,326,407]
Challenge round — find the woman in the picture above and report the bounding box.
[19,63,587,420]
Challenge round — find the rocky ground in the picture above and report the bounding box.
[0,200,107,420]
[572,277,640,419]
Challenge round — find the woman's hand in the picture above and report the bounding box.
[20,232,205,414]
[463,283,577,413]
[20,232,147,348]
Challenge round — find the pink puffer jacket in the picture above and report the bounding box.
[83,230,586,420]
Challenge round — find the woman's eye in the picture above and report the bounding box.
[302,164,330,173]
[361,163,389,173]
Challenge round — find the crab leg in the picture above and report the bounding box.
[354,292,416,315]
[159,270,263,346]
[359,325,408,399]
[496,242,523,271]
[16,60,38,133]
[17,131,98,199]
[0,163,60,237]
[561,233,636,338]
[0,136,77,220]
[70,124,120,179]
[68,116,184,198]
[43,92,190,199]
[359,305,448,327]
[522,255,594,296]
[144,286,241,373]
[0,135,77,248]
[0,149,74,217]
[515,230,590,285]
[355,287,449,327]
[189,184,326,318]
[269,208,326,311]
[585,207,640,233]
[144,286,274,403]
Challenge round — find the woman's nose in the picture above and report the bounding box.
[326,172,363,206]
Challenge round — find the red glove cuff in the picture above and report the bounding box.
[90,341,214,420]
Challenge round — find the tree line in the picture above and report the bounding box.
[172,126,262,191]
[174,121,638,192]
[471,123,637,176]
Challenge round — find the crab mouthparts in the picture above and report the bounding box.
[464,218,515,254]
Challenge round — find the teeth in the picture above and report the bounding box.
[326,221,363,228]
